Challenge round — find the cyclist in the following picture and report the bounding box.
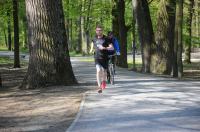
[107,31,120,83]
[90,25,114,93]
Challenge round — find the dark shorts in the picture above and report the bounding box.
[95,58,108,70]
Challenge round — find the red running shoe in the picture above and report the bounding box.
[101,81,106,89]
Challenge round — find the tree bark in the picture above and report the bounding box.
[152,0,176,75]
[22,16,28,48]
[133,0,154,73]
[21,0,77,89]
[174,0,183,78]
[13,0,20,68]
[117,0,128,68]
[3,29,7,47]
[184,0,194,63]
[112,0,120,44]
[85,0,93,54]
[77,1,82,53]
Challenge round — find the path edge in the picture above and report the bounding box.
[65,92,87,132]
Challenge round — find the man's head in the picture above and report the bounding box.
[96,25,103,37]
[107,31,113,39]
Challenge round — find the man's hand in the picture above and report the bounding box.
[98,45,106,50]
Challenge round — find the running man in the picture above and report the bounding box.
[90,25,114,93]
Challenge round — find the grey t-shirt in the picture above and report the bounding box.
[92,35,111,59]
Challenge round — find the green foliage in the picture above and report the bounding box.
[0,0,199,56]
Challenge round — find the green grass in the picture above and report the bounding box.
[69,51,82,57]
[127,58,142,70]
[183,62,200,70]
[0,46,29,53]
[0,57,13,64]
[0,46,8,51]
[0,57,28,66]
[20,47,29,53]
[78,57,94,62]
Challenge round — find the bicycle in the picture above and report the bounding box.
[107,55,115,85]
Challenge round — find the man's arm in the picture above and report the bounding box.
[89,42,94,54]
[106,43,114,51]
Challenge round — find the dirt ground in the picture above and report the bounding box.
[0,64,91,132]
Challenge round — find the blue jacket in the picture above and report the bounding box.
[112,37,120,53]
[108,37,120,55]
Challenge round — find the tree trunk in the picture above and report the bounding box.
[21,0,77,89]
[23,16,28,48]
[65,0,70,49]
[112,0,120,44]
[7,10,12,51]
[117,0,128,68]
[174,0,183,78]
[3,29,8,47]
[85,0,93,53]
[13,0,20,68]
[152,0,176,75]
[196,0,200,38]
[70,19,73,50]
[131,9,136,70]
[184,0,194,63]
[133,0,154,73]
[77,1,82,53]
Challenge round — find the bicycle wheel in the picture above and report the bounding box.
[109,64,114,85]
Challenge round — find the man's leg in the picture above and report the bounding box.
[101,68,107,89]
[102,69,107,82]
[96,64,102,88]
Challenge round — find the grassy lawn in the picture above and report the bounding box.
[0,57,13,65]
[183,62,200,70]
[128,57,142,71]
[0,46,8,51]
[0,57,28,67]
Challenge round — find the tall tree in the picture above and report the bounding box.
[131,3,136,70]
[132,0,154,72]
[21,0,77,89]
[152,0,176,74]
[13,0,20,68]
[184,0,194,63]
[112,0,119,39]
[85,0,93,54]
[174,0,183,78]
[3,29,7,47]
[77,1,82,53]
[117,0,128,68]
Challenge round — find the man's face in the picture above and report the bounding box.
[96,27,103,36]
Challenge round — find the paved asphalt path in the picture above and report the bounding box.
[0,51,200,132]
[67,58,200,132]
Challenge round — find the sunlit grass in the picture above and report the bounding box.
[0,57,13,64]
[183,62,200,70]
[78,58,94,62]
[0,57,28,66]
[127,57,142,70]
[69,51,82,57]
[0,46,8,51]
[0,46,29,53]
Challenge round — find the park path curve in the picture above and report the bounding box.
[67,58,200,132]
